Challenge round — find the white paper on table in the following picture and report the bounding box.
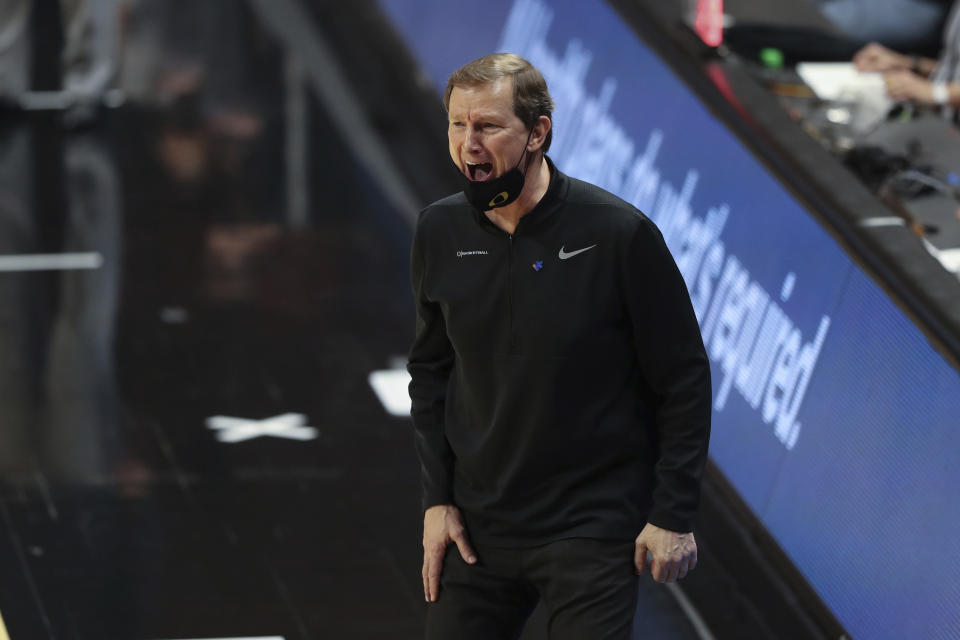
[796,62,885,100]
[797,62,894,134]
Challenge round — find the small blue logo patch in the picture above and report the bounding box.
[532,260,543,271]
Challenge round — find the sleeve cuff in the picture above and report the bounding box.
[421,488,454,512]
[646,509,694,533]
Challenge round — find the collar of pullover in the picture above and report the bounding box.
[474,155,568,234]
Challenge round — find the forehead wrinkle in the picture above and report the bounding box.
[448,79,516,123]
[449,107,503,123]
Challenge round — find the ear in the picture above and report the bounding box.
[527,115,552,151]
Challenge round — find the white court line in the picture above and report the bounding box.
[0,253,103,272]
[0,608,10,640]
[665,582,716,640]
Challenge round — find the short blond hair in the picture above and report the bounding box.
[444,53,555,152]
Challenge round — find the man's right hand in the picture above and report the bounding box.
[853,42,911,73]
[422,504,477,603]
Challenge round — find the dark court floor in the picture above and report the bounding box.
[0,1,711,639]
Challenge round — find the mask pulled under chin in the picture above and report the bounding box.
[461,166,525,211]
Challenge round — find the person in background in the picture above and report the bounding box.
[853,1,960,118]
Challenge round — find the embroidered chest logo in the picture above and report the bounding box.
[558,244,597,260]
[457,250,489,258]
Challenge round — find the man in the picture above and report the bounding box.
[407,53,712,639]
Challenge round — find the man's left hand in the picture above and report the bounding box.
[634,522,697,583]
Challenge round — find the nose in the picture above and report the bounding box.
[464,126,483,153]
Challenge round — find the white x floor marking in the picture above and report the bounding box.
[206,413,318,443]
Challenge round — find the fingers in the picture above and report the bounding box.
[883,74,916,100]
[666,563,680,583]
[636,526,699,583]
[853,52,873,71]
[422,544,445,603]
[853,44,881,70]
[858,54,884,71]
[451,528,477,565]
[422,506,481,603]
[854,43,907,73]
[651,556,675,583]
[649,552,698,583]
[665,560,681,582]
[421,550,431,602]
[634,542,648,575]
[677,551,697,580]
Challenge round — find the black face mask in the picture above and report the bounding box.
[460,131,532,211]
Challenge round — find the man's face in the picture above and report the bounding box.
[447,78,531,184]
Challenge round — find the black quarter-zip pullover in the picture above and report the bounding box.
[408,158,711,545]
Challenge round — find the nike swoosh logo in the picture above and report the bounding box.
[558,244,597,260]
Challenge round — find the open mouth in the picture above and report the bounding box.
[466,161,493,182]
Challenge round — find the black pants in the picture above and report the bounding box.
[425,537,639,640]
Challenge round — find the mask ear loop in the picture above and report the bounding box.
[515,127,535,174]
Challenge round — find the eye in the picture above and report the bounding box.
[483,123,499,129]
[450,121,464,128]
